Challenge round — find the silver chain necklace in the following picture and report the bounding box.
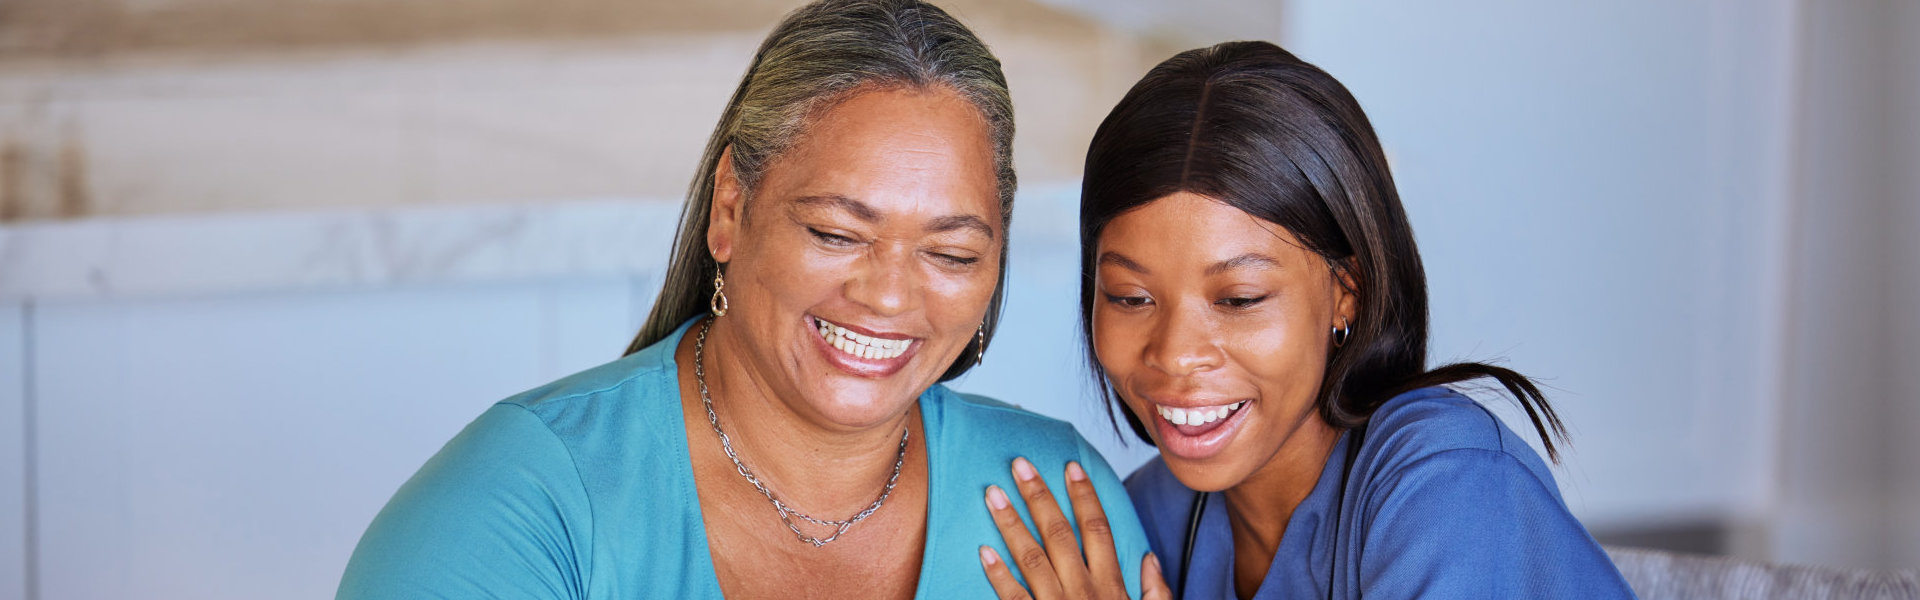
[694,318,909,547]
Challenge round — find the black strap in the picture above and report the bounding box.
[1179,487,1207,591]
[1179,426,1367,600]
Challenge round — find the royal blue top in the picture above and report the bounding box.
[339,318,1152,599]
[1126,387,1635,599]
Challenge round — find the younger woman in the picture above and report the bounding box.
[980,41,1633,599]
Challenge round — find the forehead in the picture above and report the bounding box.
[1100,192,1317,269]
[759,87,1001,227]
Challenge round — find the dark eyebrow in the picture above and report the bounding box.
[1098,251,1150,274]
[1205,253,1281,276]
[926,214,996,240]
[792,194,879,223]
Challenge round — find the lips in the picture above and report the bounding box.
[1156,401,1246,427]
[808,315,919,377]
[1148,398,1252,460]
[816,317,913,360]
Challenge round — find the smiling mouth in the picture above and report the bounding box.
[1147,396,1253,460]
[1156,401,1248,427]
[812,316,914,361]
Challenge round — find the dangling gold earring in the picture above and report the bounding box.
[974,324,987,365]
[710,268,729,317]
[1332,316,1350,347]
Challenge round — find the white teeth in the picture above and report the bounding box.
[1157,401,1246,428]
[814,318,912,360]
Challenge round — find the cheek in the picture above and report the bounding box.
[1089,306,1119,365]
[1090,305,1146,380]
[734,227,846,297]
[1226,313,1329,404]
[924,259,1000,319]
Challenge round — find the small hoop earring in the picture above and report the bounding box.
[710,269,729,317]
[974,324,987,366]
[1332,317,1350,348]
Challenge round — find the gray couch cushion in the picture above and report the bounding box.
[1606,546,1920,599]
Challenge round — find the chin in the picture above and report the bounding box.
[1157,454,1254,493]
[804,380,923,429]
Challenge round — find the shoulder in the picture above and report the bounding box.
[928,386,1086,449]
[1350,390,1632,596]
[345,322,707,598]
[341,403,594,597]
[1360,386,1558,498]
[924,386,1133,485]
[498,322,686,445]
[400,337,679,503]
[923,386,1114,483]
[504,345,673,423]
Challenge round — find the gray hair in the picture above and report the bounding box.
[625,0,1016,382]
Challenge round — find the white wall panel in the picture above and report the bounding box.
[0,303,27,600]
[1891,0,1920,571]
[1282,0,1798,538]
[30,278,634,599]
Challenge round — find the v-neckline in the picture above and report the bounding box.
[659,319,942,598]
[1185,430,1355,600]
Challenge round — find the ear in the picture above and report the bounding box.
[1330,258,1359,327]
[707,145,744,264]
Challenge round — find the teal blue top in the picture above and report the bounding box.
[339,318,1151,599]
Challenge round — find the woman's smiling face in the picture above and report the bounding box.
[1093,192,1354,491]
[704,85,1003,431]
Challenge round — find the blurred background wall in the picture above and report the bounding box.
[0,0,1914,597]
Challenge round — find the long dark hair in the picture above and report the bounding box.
[624,0,1015,382]
[1079,41,1568,460]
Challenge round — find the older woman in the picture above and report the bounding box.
[981,42,1632,599]
[338,1,1155,598]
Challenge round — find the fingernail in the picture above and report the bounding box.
[1066,461,1088,482]
[981,546,1001,566]
[986,485,1010,510]
[1012,457,1038,481]
[1148,553,1163,573]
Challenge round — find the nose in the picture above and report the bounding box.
[1141,301,1223,376]
[844,242,921,317]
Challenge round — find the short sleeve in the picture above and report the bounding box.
[1077,438,1154,599]
[1358,449,1634,598]
[338,404,594,600]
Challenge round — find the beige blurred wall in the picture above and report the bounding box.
[0,0,1179,221]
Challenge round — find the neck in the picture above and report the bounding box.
[1220,413,1342,595]
[685,317,918,516]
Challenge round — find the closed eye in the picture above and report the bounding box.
[929,252,979,266]
[1217,295,1268,309]
[808,227,858,247]
[1104,293,1151,308]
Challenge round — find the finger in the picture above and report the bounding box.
[1010,456,1092,593]
[980,546,1036,600]
[985,484,1064,597]
[1141,553,1173,600]
[1063,461,1124,588]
